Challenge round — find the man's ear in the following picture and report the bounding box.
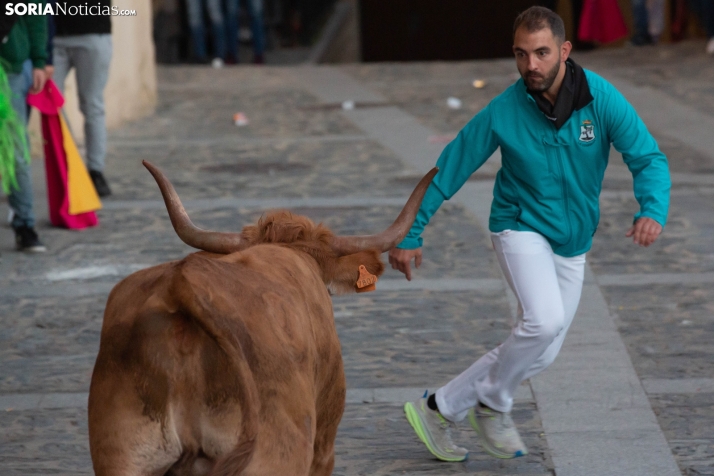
[561,40,573,62]
[327,250,385,295]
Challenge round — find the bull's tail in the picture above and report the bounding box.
[171,256,261,475]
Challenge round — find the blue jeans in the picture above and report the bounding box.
[185,0,226,60]
[631,0,650,42]
[7,60,35,229]
[224,0,265,59]
[690,0,714,38]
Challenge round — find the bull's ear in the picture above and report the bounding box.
[327,250,385,295]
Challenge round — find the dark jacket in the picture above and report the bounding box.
[1,0,19,41]
[0,0,47,73]
[55,0,112,36]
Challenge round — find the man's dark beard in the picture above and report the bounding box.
[524,61,561,92]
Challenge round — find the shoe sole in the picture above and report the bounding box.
[468,409,527,459]
[17,246,47,253]
[404,402,468,462]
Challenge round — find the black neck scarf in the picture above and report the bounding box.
[528,58,593,130]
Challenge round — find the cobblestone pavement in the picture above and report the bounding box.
[1,40,713,475]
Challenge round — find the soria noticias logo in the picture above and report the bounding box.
[5,2,137,16]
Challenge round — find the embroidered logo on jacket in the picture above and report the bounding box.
[579,120,595,142]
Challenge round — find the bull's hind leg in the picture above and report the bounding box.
[88,371,181,476]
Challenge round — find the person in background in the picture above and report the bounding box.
[690,0,714,54]
[224,0,266,64]
[0,0,48,252]
[52,0,113,197]
[631,0,666,45]
[185,0,226,64]
[44,0,55,79]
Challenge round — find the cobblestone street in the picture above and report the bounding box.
[1,39,714,475]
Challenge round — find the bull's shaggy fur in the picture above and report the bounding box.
[240,211,385,295]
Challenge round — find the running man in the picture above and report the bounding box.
[390,6,670,461]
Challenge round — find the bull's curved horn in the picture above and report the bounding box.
[329,167,438,256]
[143,160,245,254]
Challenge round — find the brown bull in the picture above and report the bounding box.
[88,161,436,476]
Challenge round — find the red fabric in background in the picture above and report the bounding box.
[27,81,98,229]
[578,0,629,43]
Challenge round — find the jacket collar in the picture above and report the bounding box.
[524,58,594,129]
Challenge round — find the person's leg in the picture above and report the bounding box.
[7,63,34,230]
[646,0,666,43]
[436,231,567,420]
[704,0,714,53]
[223,0,239,61]
[248,0,266,62]
[51,38,72,95]
[70,34,111,176]
[7,61,45,251]
[521,252,586,379]
[185,0,208,61]
[206,0,226,59]
[702,0,714,39]
[631,0,652,44]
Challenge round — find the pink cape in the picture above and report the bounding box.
[27,80,99,229]
[578,0,629,44]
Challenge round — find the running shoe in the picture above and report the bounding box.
[468,405,527,459]
[404,395,469,462]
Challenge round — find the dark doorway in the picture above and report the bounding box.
[359,0,554,61]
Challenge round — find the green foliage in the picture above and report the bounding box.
[0,59,30,194]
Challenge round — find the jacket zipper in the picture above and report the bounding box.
[555,141,572,245]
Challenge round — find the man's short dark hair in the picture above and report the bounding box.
[513,6,566,44]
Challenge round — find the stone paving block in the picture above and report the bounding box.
[603,283,714,380]
[546,429,681,476]
[0,354,95,394]
[105,139,408,201]
[0,407,93,475]
[643,378,714,394]
[0,393,42,411]
[333,290,513,388]
[341,60,517,134]
[650,393,714,475]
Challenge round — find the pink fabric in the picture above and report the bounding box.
[578,0,629,44]
[27,80,98,229]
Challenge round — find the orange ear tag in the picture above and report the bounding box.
[355,265,378,293]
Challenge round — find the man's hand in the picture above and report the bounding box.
[30,68,47,94]
[625,217,662,247]
[388,247,422,281]
[45,65,54,79]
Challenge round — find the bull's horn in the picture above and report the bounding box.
[143,160,245,254]
[329,167,438,256]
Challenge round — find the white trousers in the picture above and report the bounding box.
[436,230,586,421]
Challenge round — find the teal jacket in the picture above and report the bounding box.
[398,70,671,257]
[0,1,47,73]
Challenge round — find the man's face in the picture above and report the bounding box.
[513,27,568,92]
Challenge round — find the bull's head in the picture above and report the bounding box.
[143,161,437,294]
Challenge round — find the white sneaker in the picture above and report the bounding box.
[404,396,469,462]
[706,37,714,55]
[468,405,528,459]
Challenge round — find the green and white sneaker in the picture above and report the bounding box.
[468,405,528,459]
[404,396,469,462]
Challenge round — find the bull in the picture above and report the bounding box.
[88,161,436,476]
